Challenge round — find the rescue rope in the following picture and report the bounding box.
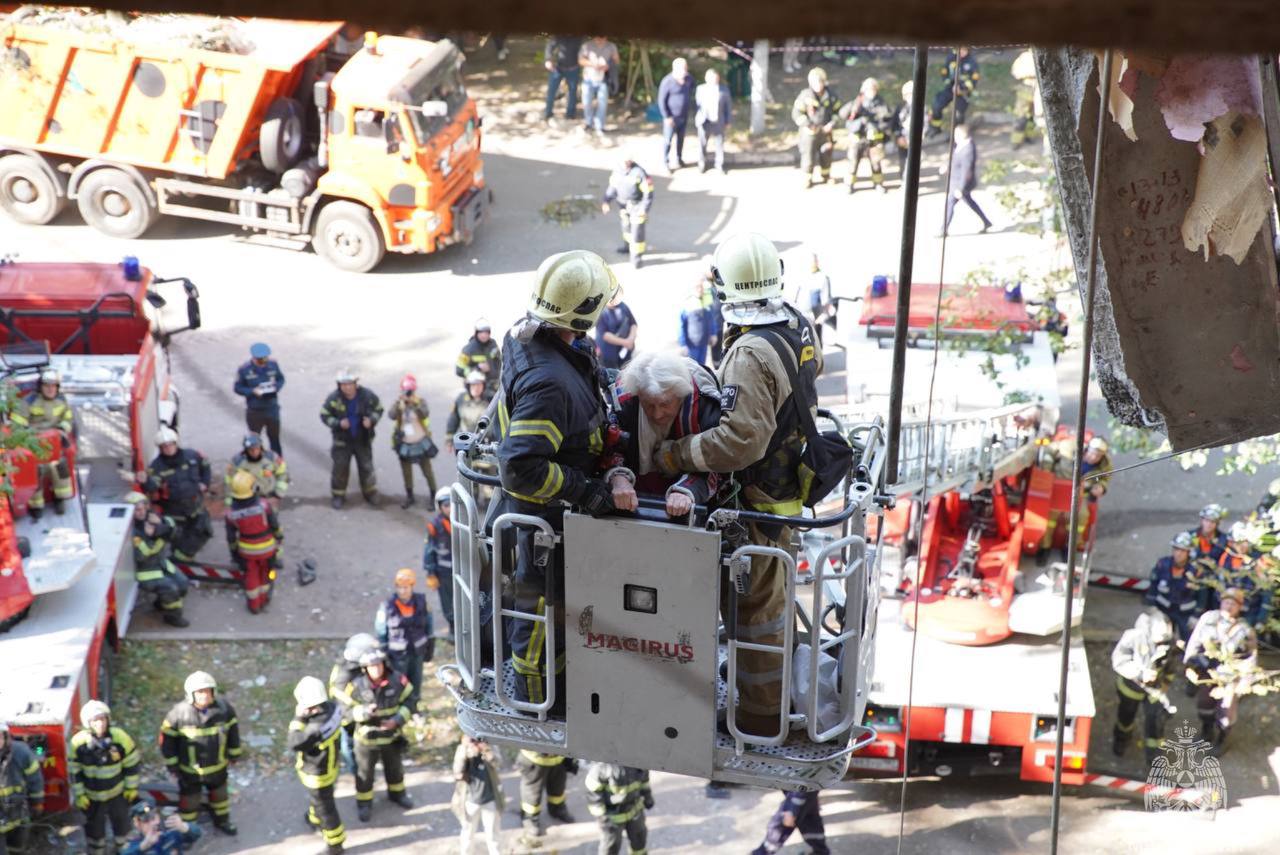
[1049,49,1113,854]
[896,44,962,855]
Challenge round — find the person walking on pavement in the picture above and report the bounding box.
[423,489,456,638]
[694,68,732,173]
[341,648,415,821]
[321,369,383,509]
[656,232,825,739]
[224,433,289,510]
[142,427,212,561]
[288,676,346,855]
[0,722,43,855]
[602,158,654,268]
[390,374,439,510]
[11,368,74,519]
[225,471,284,614]
[678,278,716,366]
[1144,532,1205,640]
[446,372,493,453]
[793,68,841,188]
[657,57,695,171]
[233,342,285,455]
[544,36,584,123]
[119,798,201,855]
[453,736,504,855]
[1111,609,1178,766]
[375,568,434,723]
[517,752,575,839]
[584,762,650,855]
[1184,587,1258,755]
[752,790,830,855]
[791,250,834,348]
[941,125,992,235]
[71,701,140,855]
[455,320,502,398]
[579,36,618,136]
[928,47,980,137]
[839,77,895,193]
[494,251,618,713]
[160,672,242,835]
[126,492,190,627]
[596,290,638,371]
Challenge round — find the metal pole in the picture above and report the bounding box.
[886,47,929,485]
[1050,48,1113,854]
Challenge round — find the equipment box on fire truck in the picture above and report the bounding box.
[0,10,488,272]
[829,279,1097,784]
[0,258,198,811]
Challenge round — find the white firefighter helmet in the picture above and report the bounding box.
[528,251,619,333]
[474,317,492,332]
[358,647,387,668]
[712,232,789,326]
[1144,609,1175,646]
[343,632,379,664]
[1228,521,1251,544]
[465,370,486,385]
[1170,531,1193,551]
[183,670,217,703]
[80,700,111,729]
[435,486,451,506]
[1200,503,1227,521]
[1086,436,1109,454]
[39,369,61,386]
[155,426,178,446]
[335,368,358,384]
[293,676,328,711]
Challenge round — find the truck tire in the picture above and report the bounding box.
[0,154,67,225]
[313,201,385,273]
[77,168,159,239]
[260,97,305,173]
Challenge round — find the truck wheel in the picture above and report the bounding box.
[260,97,305,173]
[0,154,67,225]
[313,201,385,273]
[77,168,158,239]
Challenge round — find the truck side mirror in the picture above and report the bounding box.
[186,295,202,332]
[145,291,168,309]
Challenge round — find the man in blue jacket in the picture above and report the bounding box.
[234,342,286,455]
[658,57,695,171]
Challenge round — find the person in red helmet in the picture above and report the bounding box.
[389,373,438,510]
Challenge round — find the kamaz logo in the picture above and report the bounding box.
[733,277,778,291]
[535,297,562,313]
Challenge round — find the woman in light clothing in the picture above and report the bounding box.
[453,736,504,855]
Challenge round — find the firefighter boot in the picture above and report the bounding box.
[163,611,190,628]
[400,490,415,510]
[214,816,238,836]
[548,803,575,824]
[523,813,544,838]
[357,801,371,822]
[53,498,66,514]
[389,790,414,809]
[1111,725,1131,758]
[1211,725,1230,758]
[29,505,43,520]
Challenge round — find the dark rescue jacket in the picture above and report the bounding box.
[144,449,211,517]
[287,701,343,790]
[159,699,242,781]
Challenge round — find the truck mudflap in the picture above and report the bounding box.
[451,187,489,245]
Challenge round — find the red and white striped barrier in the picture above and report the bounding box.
[174,561,243,584]
[1081,772,1206,804]
[1088,574,1150,592]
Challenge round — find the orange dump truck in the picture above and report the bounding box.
[0,15,488,271]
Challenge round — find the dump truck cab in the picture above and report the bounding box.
[320,36,486,258]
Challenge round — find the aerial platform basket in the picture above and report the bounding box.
[439,416,888,790]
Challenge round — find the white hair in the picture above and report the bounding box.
[619,351,693,400]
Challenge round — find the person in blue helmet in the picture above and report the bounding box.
[234,342,286,455]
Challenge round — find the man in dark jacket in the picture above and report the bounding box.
[160,672,241,834]
[942,125,992,235]
[544,36,584,122]
[288,677,346,855]
[0,722,44,855]
[602,158,655,268]
[127,492,190,627]
[320,369,383,509]
[694,68,732,173]
[341,649,414,821]
[793,67,841,188]
[494,251,618,712]
[839,77,895,193]
[658,57,695,171]
[454,320,502,397]
[584,763,651,855]
[142,427,212,561]
[71,701,140,855]
[423,490,455,636]
[233,342,286,455]
[928,47,980,136]
[375,568,434,719]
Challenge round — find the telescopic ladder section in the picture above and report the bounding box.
[439,424,888,790]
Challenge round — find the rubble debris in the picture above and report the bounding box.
[1182,112,1271,264]
[4,5,256,54]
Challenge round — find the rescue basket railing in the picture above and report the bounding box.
[449,482,484,691]
[807,534,868,742]
[724,544,797,752]
[489,512,559,720]
[889,401,1044,497]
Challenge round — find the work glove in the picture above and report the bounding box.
[75,794,90,811]
[124,789,138,803]
[643,793,655,810]
[352,705,370,723]
[575,479,614,518]
[562,757,580,775]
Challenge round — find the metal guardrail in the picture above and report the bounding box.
[489,513,559,719]
[807,535,867,743]
[449,483,483,692]
[889,402,1044,496]
[725,544,797,753]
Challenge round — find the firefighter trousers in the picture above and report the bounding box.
[389,649,429,714]
[140,570,189,614]
[505,522,566,713]
[598,814,647,855]
[170,509,213,561]
[619,205,647,259]
[354,740,405,801]
[1113,677,1167,764]
[849,140,886,186]
[721,522,790,737]
[83,797,130,854]
[28,458,73,510]
[331,438,377,499]
[306,784,346,849]
[178,772,230,822]
[236,552,278,613]
[517,756,567,820]
[753,802,829,855]
[0,825,31,855]
[930,86,969,127]
[798,129,832,180]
